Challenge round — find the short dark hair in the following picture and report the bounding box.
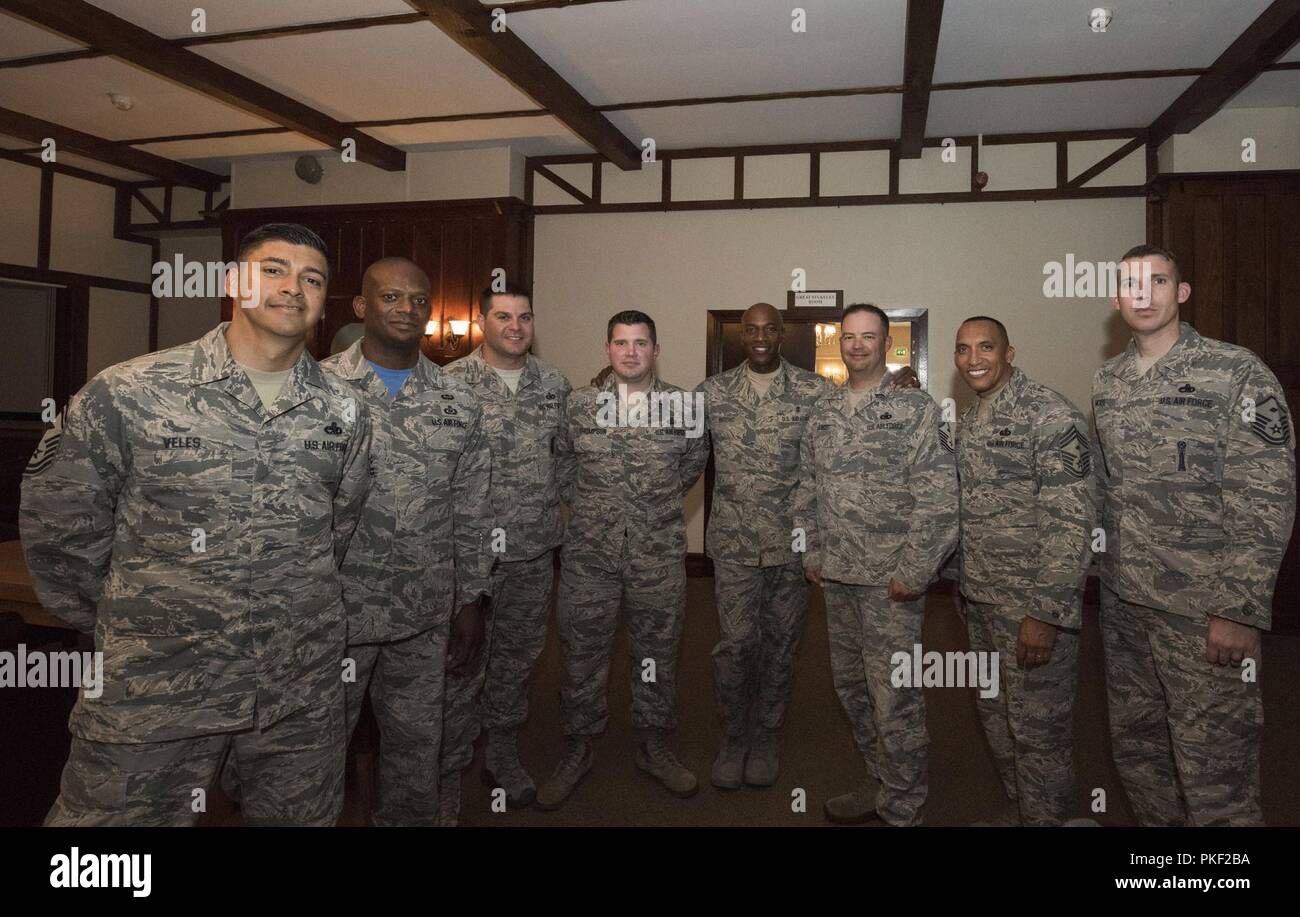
[607,309,657,344]
[1120,243,1181,284]
[479,280,532,315]
[841,302,890,335]
[959,315,1009,346]
[236,223,331,277]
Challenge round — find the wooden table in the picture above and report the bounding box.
[0,540,73,630]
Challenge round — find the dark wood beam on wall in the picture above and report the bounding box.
[899,0,945,159]
[0,0,406,172]
[1147,0,1300,148]
[533,164,591,205]
[1066,134,1146,189]
[404,0,640,169]
[36,167,53,269]
[0,105,225,189]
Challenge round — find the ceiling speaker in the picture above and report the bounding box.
[294,155,324,184]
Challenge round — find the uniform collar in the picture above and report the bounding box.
[190,322,333,414]
[1108,321,1202,383]
[732,357,791,403]
[599,371,667,395]
[334,337,443,399]
[969,365,1027,422]
[827,369,893,414]
[464,344,540,394]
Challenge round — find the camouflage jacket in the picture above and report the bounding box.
[698,358,829,566]
[322,341,494,645]
[956,367,1096,628]
[795,373,958,589]
[444,346,573,563]
[1092,322,1296,629]
[564,375,709,571]
[20,323,372,743]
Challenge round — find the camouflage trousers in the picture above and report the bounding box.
[441,551,554,776]
[1100,588,1264,827]
[345,622,450,827]
[712,560,807,737]
[46,688,345,827]
[556,554,687,736]
[966,599,1078,826]
[823,582,927,827]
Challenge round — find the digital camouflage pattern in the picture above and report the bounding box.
[439,347,571,778]
[1092,322,1296,629]
[822,583,927,827]
[344,625,449,827]
[1101,588,1263,826]
[698,358,828,566]
[46,695,346,827]
[556,375,708,736]
[21,323,372,745]
[965,599,1078,826]
[442,552,554,774]
[698,358,827,738]
[322,340,494,646]
[795,372,959,590]
[956,366,1095,628]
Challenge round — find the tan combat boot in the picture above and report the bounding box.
[743,727,780,787]
[483,729,536,808]
[535,737,593,811]
[823,781,881,825]
[635,731,698,798]
[711,734,747,790]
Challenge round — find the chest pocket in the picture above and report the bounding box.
[574,429,614,454]
[988,439,1033,480]
[132,449,234,560]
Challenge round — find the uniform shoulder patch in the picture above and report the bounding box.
[937,420,955,454]
[1251,394,1291,446]
[24,412,65,478]
[1056,425,1091,479]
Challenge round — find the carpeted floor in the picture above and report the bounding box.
[363,578,1300,828]
[5,579,1296,826]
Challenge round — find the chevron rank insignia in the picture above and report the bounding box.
[937,420,955,455]
[24,412,65,478]
[1057,425,1091,479]
[1251,394,1291,446]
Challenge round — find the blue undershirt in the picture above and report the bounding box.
[368,360,414,399]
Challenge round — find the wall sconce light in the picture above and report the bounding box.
[815,323,838,347]
[445,320,470,350]
[424,319,439,337]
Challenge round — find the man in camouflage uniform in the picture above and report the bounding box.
[697,303,829,789]
[1094,244,1295,826]
[21,223,372,826]
[953,316,1094,826]
[537,310,709,809]
[438,282,573,823]
[322,257,494,827]
[795,303,958,827]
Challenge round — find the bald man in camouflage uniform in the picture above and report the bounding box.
[323,257,494,827]
[698,303,829,789]
[438,283,573,823]
[22,224,372,826]
[953,317,1094,826]
[796,303,958,827]
[537,310,709,809]
[1094,245,1296,827]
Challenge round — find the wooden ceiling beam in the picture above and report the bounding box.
[1147,0,1300,148]
[404,0,640,169]
[898,0,945,159]
[0,0,407,172]
[0,105,225,188]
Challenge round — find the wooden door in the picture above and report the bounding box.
[1149,171,1300,631]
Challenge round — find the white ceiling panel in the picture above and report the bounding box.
[0,57,277,140]
[927,78,1197,136]
[136,133,330,163]
[192,23,543,122]
[506,0,907,105]
[606,95,902,150]
[88,0,415,40]
[1225,69,1300,108]
[935,0,1275,82]
[0,14,86,60]
[368,115,584,151]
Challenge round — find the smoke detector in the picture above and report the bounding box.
[107,92,133,111]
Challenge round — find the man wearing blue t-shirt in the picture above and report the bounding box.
[322,257,495,825]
